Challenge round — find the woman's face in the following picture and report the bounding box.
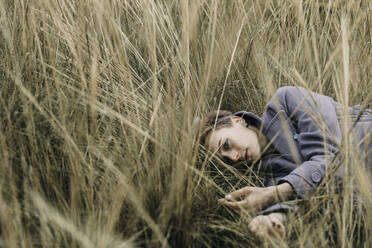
[206,116,261,164]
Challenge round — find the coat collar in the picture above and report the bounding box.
[233,111,262,128]
[262,110,303,165]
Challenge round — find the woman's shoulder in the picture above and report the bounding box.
[275,86,301,94]
[272,86,309,101]
[270,86,337,110]
[265,86,305,112]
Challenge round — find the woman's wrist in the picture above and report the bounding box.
[267,183,294,204]
[277,182,294,200]
[265,186,281,205]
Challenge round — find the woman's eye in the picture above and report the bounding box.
[223,139,230,150]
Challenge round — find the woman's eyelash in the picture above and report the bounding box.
[223,139,230,150]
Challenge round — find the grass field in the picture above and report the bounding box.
[0,0,371,247]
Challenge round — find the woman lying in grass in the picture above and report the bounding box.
[200,86,372,238]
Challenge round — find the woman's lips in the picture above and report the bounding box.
[245,149,250,161]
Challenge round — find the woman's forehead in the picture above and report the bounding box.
[206,127,230,151]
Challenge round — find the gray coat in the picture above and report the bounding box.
[234,86,372,214]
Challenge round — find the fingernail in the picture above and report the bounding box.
[225,194,232,200]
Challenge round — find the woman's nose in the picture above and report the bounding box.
[228,150,240,163]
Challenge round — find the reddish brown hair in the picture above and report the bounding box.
[199,110,233,145]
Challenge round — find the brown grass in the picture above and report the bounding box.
[0,0,371,247]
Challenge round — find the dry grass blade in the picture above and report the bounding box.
[0,0,371,247]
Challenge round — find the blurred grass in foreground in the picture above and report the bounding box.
[0,0,371,247]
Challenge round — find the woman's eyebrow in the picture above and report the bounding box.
[217,139,222,152]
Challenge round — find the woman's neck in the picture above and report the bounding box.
[247,125,275,156]
[259,134,275,156]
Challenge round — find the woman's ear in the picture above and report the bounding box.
[231,116,246,125]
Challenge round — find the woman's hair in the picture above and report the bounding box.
[199,110,233,145]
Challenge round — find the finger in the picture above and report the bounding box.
[273,223,285,238]
[268,226,285,238]
[256,229,268,239]
[277,225,286,238]
[268,221,285,238]
[249,221,262,234]
[248,222,259,236]
[248,223,254,231]
[250,227,257,235]
[226,186,253,200]
[272,220,278,228]
[218,198,231,205]
[272,221,282,229]
[249,216,274,238]
[248,219,258,231]
[219,199,247,208]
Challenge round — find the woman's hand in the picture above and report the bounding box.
[219,186,275,211]
[248,212,287,239]
[218,183,294,212]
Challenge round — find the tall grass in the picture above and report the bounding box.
[0,0,371,247]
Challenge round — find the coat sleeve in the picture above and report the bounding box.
[271,87,342,199]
